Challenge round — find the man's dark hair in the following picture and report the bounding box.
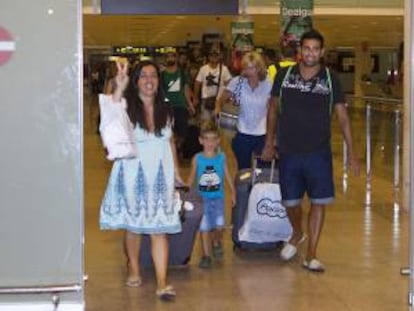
[300,29,324,48]
[263,48,276,61]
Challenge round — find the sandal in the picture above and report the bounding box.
[302,259,325,273]
[280,233,307,261]
[125,277,142,288]
[156,285,176,301]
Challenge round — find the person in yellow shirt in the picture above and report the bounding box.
[264,45,297,83]
[263,49,279,83]
[279,43,297,69]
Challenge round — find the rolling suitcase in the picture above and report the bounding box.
[139,187,203,267]
[232,158,292,251]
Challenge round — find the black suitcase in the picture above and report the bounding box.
[139,188,203,267]
[232,159,282,251]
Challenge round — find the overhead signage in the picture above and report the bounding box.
[231,18,254,52]
[102,0,238,15]
[112,46,149,55]
[112,46,186,56]
[280,0,313,48]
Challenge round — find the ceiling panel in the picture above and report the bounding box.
[249,0,403,8]
[83,14,403,49]
[83,0,404,11]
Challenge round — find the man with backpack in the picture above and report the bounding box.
[161,48,195,156]
[262,29,360,272]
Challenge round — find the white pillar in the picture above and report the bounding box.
[405,0,414,304]
[403,2,412,213]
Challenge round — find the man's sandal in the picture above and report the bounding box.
[156,285,176,301]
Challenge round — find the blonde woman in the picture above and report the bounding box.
[215,51,273,169]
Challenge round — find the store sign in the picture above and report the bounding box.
[102,0,238,15]
[280,0,313,48]
[0,26,15,66]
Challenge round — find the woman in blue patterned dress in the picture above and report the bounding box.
[99,60,182,300]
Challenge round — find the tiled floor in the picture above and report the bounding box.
[84,96,411,311]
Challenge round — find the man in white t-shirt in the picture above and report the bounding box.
[193,48,232,121]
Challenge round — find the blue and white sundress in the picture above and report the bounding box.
[100,124,182,234]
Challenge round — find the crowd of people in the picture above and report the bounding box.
[96,29,360,301]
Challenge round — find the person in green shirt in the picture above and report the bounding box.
[161,48,195,156]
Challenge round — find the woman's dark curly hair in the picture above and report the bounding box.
[124,60,172,136]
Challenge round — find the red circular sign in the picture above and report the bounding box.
[0,26,15,66]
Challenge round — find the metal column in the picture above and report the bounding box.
[405,0,414,305]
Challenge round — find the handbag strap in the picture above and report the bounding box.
[215,63,222,97]
[233,76,243,106]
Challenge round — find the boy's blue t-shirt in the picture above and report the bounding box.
[195,152,225,199]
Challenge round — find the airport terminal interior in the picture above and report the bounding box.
[82,1,410,310]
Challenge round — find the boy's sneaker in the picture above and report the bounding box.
[212,244,223,259]
[198,256,212,269]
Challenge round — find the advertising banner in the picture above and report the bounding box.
[231,19,254,52]
[280,0,313,48]
[230,18,254,74]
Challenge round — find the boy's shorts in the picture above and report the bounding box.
[199,197,225,232]
[279,149,335,207]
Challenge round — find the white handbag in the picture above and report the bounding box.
[98,94,138,161]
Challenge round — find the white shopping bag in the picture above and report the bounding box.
[98,94,138,160]
[238,182,292,243]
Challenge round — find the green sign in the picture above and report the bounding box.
[231,19,254,52]
[280,0,313,48]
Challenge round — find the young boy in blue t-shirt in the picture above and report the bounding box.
[187,121,235,269]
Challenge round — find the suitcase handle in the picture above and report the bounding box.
[251,155,276,185]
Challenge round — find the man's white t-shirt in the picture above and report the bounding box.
[196,64,232,99]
